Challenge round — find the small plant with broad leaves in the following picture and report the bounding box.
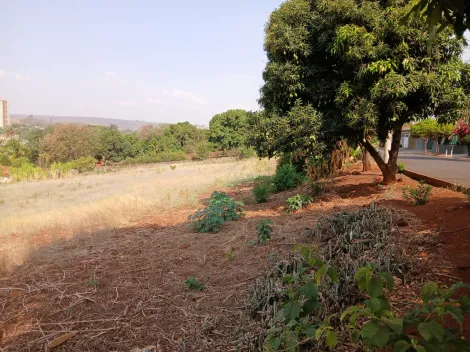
[286,194,313,212]
[184,276,205,291]
[397,163,405,174]
[188,191,244,233]
[264,246,339,351]
[402,181,432,205]
[253,219,273,244]
[340,264,470,351]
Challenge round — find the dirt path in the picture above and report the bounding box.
[1,164,469,351]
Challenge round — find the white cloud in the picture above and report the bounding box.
[166,88,208,105]
[113,100,138,107]
[15,74,23,80]
[104,71,116,76]
[0,70,5,78]
[147,98,161,105]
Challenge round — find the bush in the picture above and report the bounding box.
[397,162,405,173]
[50,161,73,177]
[71,156,96,173]
[272,164,303,192]
[10,162,49,182]
[286,194,312,212]
[253,182,270,203]
[310,182,324,196]
[254,219,273,244]
[188,191,244,233]
[0,154,11,166]
[277,152,306,174]
[402,181,432,205]
[10,157,31,168]
[237,146,256,159]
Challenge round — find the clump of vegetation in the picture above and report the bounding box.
[253,178,271,203]
[397,162,405,173]
[170,165,176,170]
[466,192,470,202]
[349,147,362,162]
[286,194,312,212]
[272,164,303,193]
[225,248,233,261]
[71,156,96,173]
[184,276,205,291]
[248,205,411,350]
[188,191,244,233]
[87,279,99,288]
[255,219,273,244]
[309,182,324,196]
[402,181,432,205]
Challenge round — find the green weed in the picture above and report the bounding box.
[402,181,432,205]
[184,276,205,291]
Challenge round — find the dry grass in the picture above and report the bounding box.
[0,158,275,271]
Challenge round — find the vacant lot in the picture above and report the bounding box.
[1,162,469,351]
[0,158,276,270]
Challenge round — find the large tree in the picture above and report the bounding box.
[259,0,466,182]
[209,109,249,150]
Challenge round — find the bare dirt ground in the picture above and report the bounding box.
[1,162,469,351]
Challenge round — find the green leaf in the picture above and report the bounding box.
[365,298,381,313]
[351,329,360,343]
[325,331,337,350]
[283,301,301,322]
[304,324,316,338]
[340,305,361,321]
[366,277,383,298]
[270,337,281,350]
[328,267,339,283]
[385,317,404,334]
[422,282,438,298]
[374,327,391,348]
[361,320,380,340]
[380,272,395,291]
[315,264,329,285]
[393,340,410,352]
[354,267,370,281]
[418,321,444,342]
[444,304,464,325]
[415,346,427,352]
[298,282,318,299]
[361,321,390,348]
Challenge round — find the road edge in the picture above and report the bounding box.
[403,169,469,193]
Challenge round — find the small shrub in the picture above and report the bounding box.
[189,191,244,233]
[402,181,432,205]
[184,276,204,291]
[237,145,256,159]
[71,156,95,173]
[272,164,303,193]
[0,154,11,166]
[11,157,31,168]
[87,279,99,288]
[397,162,405,173]
[286,194,312,212]
[225,249,233,261]
[255,219,273,244]
[310,182,324,196]
[253,182,270,203]
[170,165,176,170]
[0,200,5,205]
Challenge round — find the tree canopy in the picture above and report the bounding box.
[258,0,466,182]
[209,109,249,151]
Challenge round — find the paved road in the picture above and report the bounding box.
[397,153,470,187]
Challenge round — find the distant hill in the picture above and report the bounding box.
[12,114,161,130]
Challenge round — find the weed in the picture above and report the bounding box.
[397,162,405,173]
[170,165,176,170]
[225,248,233,261]
[184,276,204,291]
[402,181,432,205]
[286,194,312,212]
[0,200,4,206]
[253,182,270,203]
[87,279,99,288]
[310,182,324,196]
[255,219,273,244]
[32,193,40,200]
[87,185,92,189]
[189,191,244,233]
[272,164,303,192]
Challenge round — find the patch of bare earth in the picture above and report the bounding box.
[1,163,469,351]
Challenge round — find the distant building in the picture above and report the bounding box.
[0,100,10,128]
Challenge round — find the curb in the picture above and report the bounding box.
[402,169,469,193]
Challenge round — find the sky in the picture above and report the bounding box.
[1,0,283,125]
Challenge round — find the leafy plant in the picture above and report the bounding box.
[71,156,96,173]
[255,219,273,244]
[397,163,405,174]
[272,164,303,193]
[286,194,312,212]
[225,248,233,261]
[184,276,204,291]
[253,182,270,203]
[341,264,470,351]
[402,181,432,205]
[87,279,99,288]
[188,191,244,233]
[310,182,324,196]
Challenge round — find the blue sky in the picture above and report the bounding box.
[1,0,282,125]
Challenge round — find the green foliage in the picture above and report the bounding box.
[10,157,31,168]
[188,191,244,233]
[341,265,470,351]
[225,249,233,261]
[255,219,273,244]
[402,181,432,205]
[286,194,312,212]
[349,148,362,162]
[237,145,256,159]
[397,163,405,174]
[50,161,73,177]
[209,109,250,150]
[71,156,96,173]
[10,162,48,182]
[0,154,11,166]
[253,180,271,203]
[310,182,324,196]
[170,165,176,170]
[184,276,204,291]
[87,279,100,288]
[272,164,303,193]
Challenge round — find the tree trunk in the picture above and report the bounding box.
[360,127,402,183]
[362,148,372,172]
[434,137,439,155]
[424,137,428,154]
